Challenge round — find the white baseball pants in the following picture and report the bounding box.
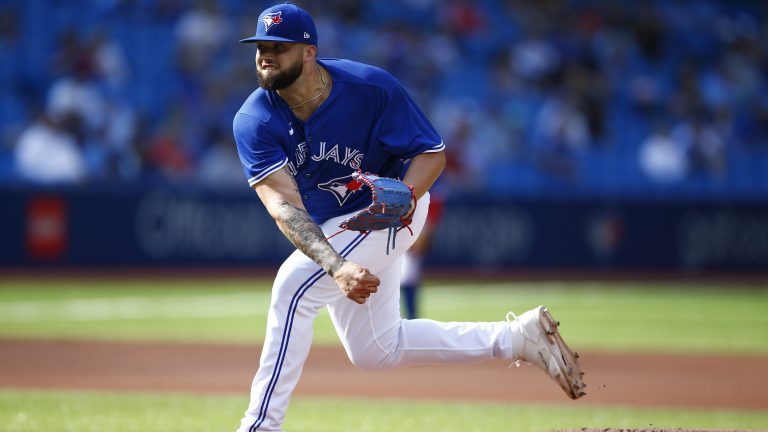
[237,193,513,431]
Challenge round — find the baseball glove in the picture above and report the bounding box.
[337,171,416,254]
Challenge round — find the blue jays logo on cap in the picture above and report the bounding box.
[262,11,283,32]
[239,2,318,46]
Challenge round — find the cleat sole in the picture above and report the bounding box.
[539,307,586,400]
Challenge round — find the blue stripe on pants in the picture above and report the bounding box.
[250,232,368,431]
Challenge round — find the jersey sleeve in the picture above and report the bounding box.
[233,111,288,187]
[375,79,445,159]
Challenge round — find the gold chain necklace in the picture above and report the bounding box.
[288,67,327,109]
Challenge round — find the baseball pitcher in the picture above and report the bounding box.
[232,3,585,431]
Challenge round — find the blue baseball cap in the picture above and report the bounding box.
[239,3,318,46]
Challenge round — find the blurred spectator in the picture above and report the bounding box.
[141,0,186,23]
[670,112,727,177]
[632,4,666,63]
[0,5,17,43]
[174,0,228,74]
[638,126,688,184]
[100,100,142,181]
[439,0,487,38]
[198,127,244,187]
[88,29,132,91]
[14,112,87,184]
[142,103,194,182]
[46,56,108,137]
[50,29,87,78]
[742,99,768,150]
[431,99,483,191]
[508,8,561,85]
[0,4,19,70]
[530,91,589,181]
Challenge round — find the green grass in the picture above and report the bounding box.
[422,281,768,354]
[1,389,767,432]
[1,279,767,432]
[1,279,767,354]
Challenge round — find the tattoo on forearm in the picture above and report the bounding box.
[277,203,344,276]
[275,168,344,276]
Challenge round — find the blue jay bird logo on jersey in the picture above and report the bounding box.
[262,11,283,31]
[318,174,364,206]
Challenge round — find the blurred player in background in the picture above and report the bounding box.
[400,189,444,319]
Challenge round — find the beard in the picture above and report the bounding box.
[257,57,303,90]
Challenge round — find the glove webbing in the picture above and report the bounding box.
[326,211,415,255]
[385,222,414,255]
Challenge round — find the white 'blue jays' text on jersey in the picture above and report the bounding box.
[233,58,445,224]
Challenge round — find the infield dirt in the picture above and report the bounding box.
[1,339,767,413]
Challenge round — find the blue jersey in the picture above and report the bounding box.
[233,58,444,224]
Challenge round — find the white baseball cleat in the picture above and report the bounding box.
[507,306,586,399]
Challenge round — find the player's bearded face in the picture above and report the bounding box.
[256,49,304,91]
